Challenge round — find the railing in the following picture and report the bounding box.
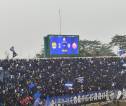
[45,89,126,106]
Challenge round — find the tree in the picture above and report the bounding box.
[98,44,115,56]
[79,40,115,57]
[110,34,126,50]
[36,49,44,58]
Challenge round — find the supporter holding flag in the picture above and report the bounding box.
[65,82,73,90]
[19,96,33,106]
[45,96,50,106]
[33,91,41,100]
[76,77,84,84]
[32,91,42,106]
[118,47,125,56]
[10,46,17,58]
[0,67,3,82]
[121,52,126,58]
[28,82,36,90]
[33,97,43,106]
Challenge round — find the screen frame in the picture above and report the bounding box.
[46,35,79,57]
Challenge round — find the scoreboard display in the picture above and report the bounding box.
[44,35,79,57]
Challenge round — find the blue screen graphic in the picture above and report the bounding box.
[50,35,79,55]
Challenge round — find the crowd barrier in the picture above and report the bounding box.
[45,89,126,106]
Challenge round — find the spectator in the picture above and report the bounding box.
[0,57,125,105]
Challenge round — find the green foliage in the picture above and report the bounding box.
[110,34,126,50]
[36,49,44,58]
[79,40,115,57]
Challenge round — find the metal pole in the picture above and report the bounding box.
[59,9,62,35]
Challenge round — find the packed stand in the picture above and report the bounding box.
[0,57,126,105]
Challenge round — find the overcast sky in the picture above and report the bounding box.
[0,0,126,58]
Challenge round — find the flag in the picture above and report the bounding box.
[121,53,126,58]
[10,46,17,57]
[34,91,41,100]
[64,82,73,90]
[118,48,125,56]
[33,98,40,106]
[76,77,84,83]
[20,96,33,105]
[28,82,35,90]
[45,96,50,106]
[0,70,4,82]
[65,83,73,87]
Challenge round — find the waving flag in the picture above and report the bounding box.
[10,46,17,58]
[28,82,35,90]
[76,77,84,83]
[65,82,73,90]
[121,53,126,58]
[34,91,41,100]
[0,67,3,82]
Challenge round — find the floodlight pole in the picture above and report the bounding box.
[59,9,62,35]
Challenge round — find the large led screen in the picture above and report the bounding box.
[49,35,79,55]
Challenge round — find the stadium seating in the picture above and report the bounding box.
[0,57,126,105]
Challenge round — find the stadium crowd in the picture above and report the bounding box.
[0,57,126,105]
